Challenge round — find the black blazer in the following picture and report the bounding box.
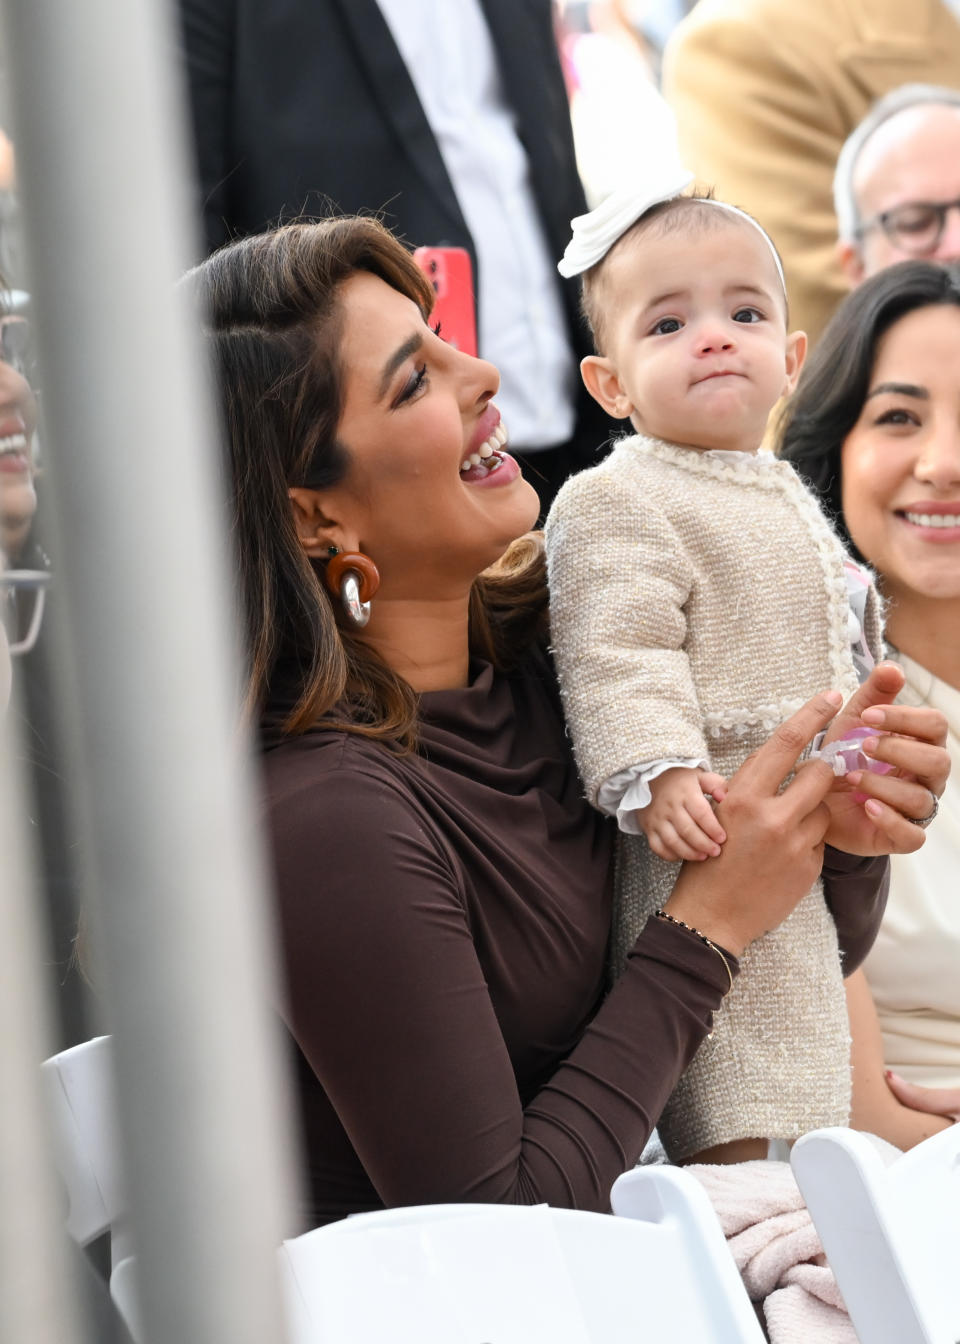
[177,0,615,460]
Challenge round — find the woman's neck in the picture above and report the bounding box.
[359,593,473,692]
[884,587,960,690]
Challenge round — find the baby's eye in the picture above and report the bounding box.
[732,307,763,323]
[651,316,683,336]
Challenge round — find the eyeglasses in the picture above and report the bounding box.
[0,569,50,655]
[856,196,960,256]
[0,314,38,387]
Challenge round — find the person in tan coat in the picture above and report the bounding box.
[663,0,960,345]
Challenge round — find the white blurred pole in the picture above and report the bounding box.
[0,3,300,1343]
[0,710,82,1344]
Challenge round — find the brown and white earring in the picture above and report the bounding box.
[324,547,381,628]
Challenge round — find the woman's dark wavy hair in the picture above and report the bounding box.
[779,259,960,563]
[184,217,547,750]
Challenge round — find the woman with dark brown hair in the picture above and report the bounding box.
[781,259,960,1148]
[188,217,948,1227]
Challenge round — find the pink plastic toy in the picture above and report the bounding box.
[814,726,894,778]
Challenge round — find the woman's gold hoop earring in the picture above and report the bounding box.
[324,549,381,628]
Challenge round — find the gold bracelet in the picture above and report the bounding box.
[654,909,735,993]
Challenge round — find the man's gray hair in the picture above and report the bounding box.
[834,83,960,244]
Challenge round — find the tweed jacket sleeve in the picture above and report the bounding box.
[545,463,709,806]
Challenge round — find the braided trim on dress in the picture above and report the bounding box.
[632,436,861,702]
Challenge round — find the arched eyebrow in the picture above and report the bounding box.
[866,381,929,401]
[378,333,423,400]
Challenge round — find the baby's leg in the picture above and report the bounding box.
[683,1138,769,1165]
[612,837,850,1162]
[656,880,850,1160]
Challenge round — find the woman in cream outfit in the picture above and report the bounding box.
[781,259,960,1147]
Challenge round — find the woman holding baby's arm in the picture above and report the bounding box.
[188,218,946,1226]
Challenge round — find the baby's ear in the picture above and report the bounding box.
[580,355,633,419]
[782,330,808,397]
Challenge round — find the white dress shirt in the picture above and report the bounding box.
[376,0,577,450]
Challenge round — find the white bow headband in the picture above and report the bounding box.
[557,167,786,293]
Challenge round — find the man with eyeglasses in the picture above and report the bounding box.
[836,86,960,290]
[664,0,960,346]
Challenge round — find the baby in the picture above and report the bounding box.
[545,171,883,1163]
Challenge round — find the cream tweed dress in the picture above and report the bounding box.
[545,433,884,1159]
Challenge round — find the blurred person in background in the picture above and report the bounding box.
[663,0,960,345]
[558,2,682,204]
[780,261,960,1149]
[178,0,616,513]
[0,292,92,1052]
[0,307,37,566]
[835,85,960,288]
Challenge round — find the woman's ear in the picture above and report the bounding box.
[288,487,347,557]
[580,355,633,419]
[782,330,808,397]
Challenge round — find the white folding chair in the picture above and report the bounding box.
[610,1164,766,1340]
[791,1123,960,1344]
[42,1036,139,1335]
[279,1183,765,1344]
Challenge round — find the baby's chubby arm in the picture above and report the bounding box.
[545,460,710,806]
[633,766,728,862]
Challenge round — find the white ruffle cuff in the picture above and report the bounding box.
[597,758,708,834]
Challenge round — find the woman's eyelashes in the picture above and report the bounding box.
[393,363,429,408]
[873,406,921,429]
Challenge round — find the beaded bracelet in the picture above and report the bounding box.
[654,909,735,993]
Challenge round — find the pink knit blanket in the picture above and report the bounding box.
[687,1159,857,1343]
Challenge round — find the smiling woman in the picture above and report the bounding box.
[0,344,37,563]
[182,218,947,1227]
[781,260,960,1149]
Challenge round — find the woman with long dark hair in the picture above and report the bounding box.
[781,259,960,1147]
[188,219,947,1223]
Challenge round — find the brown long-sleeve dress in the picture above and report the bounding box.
[260,650,887,1228]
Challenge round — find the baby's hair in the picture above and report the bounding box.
[580,192,787,354]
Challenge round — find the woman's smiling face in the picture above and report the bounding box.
[326,271,540,598]
[841,303,960,605]
[0,355,37,562]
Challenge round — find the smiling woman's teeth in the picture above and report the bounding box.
[903,510,960,528]
[461,423,508,475]
[0,432,27,456]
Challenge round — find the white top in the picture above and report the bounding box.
[862,650,960,1089]
[376,0,576,450]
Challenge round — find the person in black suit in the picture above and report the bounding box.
[177,0,616,511]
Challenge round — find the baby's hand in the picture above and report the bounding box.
[634,767,727,862]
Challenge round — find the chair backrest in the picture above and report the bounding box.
[279,1181,765,1344]
[41,1035,128,1256]
[109,1255,142,1343]
[609,1164,766,1339]
[791,1124,960,1344]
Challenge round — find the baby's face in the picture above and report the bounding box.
[586,220,804,452]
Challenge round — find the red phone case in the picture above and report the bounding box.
[413,246,478,357]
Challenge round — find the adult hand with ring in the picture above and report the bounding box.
[817,661,950,856]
